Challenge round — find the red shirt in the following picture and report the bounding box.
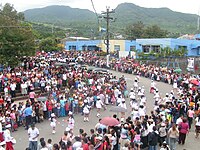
[0,98,4,104]
[82,143,89,150]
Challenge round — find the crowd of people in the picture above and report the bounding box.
[0,50,199,150]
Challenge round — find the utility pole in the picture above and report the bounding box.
[101,7,115,67]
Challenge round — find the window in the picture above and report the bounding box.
[82,45,87,51]
[114,45,120,51]
[130,46,136,51]
[142,45,150,53]
[69,45,76,50]
[151,45,160,53]
[178,46,187,50]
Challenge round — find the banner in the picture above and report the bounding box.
[187,58,194,71]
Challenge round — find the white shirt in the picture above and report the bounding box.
[41,148,48,150]
[119,102,127,109]
[62,74,67,80]
[195,117,200,126]
[176,118,182,125]
[96,100,103,109]
[72,141,82,149]
[10,83,16,91]
[28,127,39,141]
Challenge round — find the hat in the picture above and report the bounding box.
[166,93,169,96]
[163,141,167,145]
[97,96,100,100]
[5,124,11,128]
[69,111,73,115]
[131,88,133,91]
[65,127,70,132]
[51,113,55,117]
[84,99,88,103]
[161,123,166,127]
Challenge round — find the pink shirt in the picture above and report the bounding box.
[188,110,194,118]
[179,122,189,134]
[10,113,16,120]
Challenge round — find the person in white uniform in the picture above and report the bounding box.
[49,113,57,134]
[68,111,75,130]
[118,99,127,118]
[82,99,91,122]
[96,96,104,117]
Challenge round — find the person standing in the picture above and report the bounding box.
[195,115,200,138]
[96,96,104,118]
[21,81,28,96]
[118,99,127,118]
[168,123,179,150]
[23,104,33,130]
[49,113,57,134]
[68,111,75,130]
[29,90,36,104]
[82,99,91,122]
[10,82,16,98]
[28,124,39,150]
[158,123,167,147]
[187,107,195,129]
[178,118,189,145]
[148,126,159,150]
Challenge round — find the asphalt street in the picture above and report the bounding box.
[12,69,199,150]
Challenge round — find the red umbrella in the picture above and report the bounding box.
[190,79,199,86]
[100,117,120,126]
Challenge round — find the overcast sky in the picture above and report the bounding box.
[1,0,200,15]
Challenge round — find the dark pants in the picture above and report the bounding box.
[41,86,45,93]
[25,115,32,129]
[43,111,48,119]
[188,117,193,129]
[159,136,166,146]
[141,135,148,148]
[179,132,186,144]
[10,90,16,98]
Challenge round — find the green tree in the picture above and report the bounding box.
[38,37,61,52]
[0,3,35,67]
[125,21,145,40]
[160,47,172,58]
[144,25,168,38]
[174,47,187,57]
[125,22,168,40]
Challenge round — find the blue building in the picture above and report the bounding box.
[136,38,200,56]
[65,37,200,57]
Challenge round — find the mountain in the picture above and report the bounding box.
[114,3,198,33]
[24,3,199,36]
[24,5,96,24]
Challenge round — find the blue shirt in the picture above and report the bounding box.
[24,107,32,117]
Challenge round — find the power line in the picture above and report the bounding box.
[90,0,100,29]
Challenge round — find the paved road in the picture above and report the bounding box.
[12,69,199,150]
